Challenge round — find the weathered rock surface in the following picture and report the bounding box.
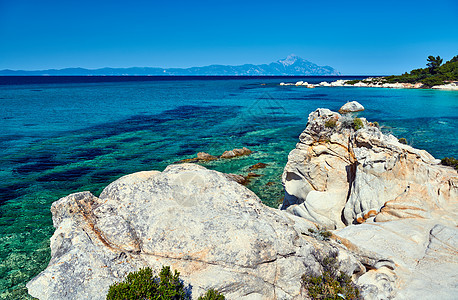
[339,101,365,114]
[282,108,457,228]
[338,220,458,299]
[281,106,458,298]
[27,164,392,300]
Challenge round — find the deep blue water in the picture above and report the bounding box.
[0,76,457,298]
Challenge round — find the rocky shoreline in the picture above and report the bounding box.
[279,78,458,90]
[27,103,458,299]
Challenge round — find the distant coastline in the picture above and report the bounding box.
[0,55,340,76]
[0,75,369,86]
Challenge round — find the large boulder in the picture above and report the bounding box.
[281,106,458,299]
[27,164,392,300]
[338,101,365,114]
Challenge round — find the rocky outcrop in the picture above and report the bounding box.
[175,147,252,163]
[432,82,458,90]
[339,101,365,114]
[281,105,458,298]
[27,164,393,300]
[281,106,457,228]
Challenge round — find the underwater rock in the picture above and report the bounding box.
[249,162,269,170]
[175,147,252,163]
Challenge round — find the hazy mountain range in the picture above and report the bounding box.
[0,55,340,76]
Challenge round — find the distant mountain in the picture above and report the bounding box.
[0,55,340,76]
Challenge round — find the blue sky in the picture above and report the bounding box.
[1,0,457,74]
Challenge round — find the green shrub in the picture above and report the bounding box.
[302,253,361,300]
[352,118,363,130]
[308,227,332,241]
[345,80,361,85]
[398,138,407,145]
[325,118,337,128]
[373,121,379,128]
[441,157,458,170]
[198,289,225,300]
[106,266,187,300]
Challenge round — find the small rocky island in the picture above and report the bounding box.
[27,103,458,299]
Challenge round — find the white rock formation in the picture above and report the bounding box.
[330,80,349,87]
[339,101,365,114]
[281,106,458,298]
[432,82,458,90]
[382,83,405,88]
[27,164,392,300]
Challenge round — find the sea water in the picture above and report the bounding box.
[0,76,457,298]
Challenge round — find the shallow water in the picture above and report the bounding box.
[0,77,457,298]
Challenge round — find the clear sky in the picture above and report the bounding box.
[1,0,457,75]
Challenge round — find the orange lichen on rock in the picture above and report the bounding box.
[364,210,378,220]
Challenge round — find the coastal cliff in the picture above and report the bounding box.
[281,103,458,298]
[27,104,458,299]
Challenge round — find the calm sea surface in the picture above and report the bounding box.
[1,76,457,298]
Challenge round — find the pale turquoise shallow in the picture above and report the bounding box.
[0,77,457,298]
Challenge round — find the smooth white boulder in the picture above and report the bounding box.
[339,101,365,113]
[28,164,392,300]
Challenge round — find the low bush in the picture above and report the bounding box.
[308,227,332,241]
[106,266,187,300]
[352,118,363,130]
[106,266,227,300]
[398,138,407,145]
[302,253,361,300]
[441,157,458,170]
[198,289,226,300]
[325,118,337,128]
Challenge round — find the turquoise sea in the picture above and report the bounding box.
[0,76,457,299]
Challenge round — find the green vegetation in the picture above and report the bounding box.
[345,79,361,85]
[197,289,226,300]
[373,121,379,128]
[106,266,187,300]
[398,138,407,145]
[383,55,458,87]
[106,266,227,300]
[302,253,361,300]
[325,118,337,128]
[308,227,332,241]
[352,118,364,130]
[441,157,458,170]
